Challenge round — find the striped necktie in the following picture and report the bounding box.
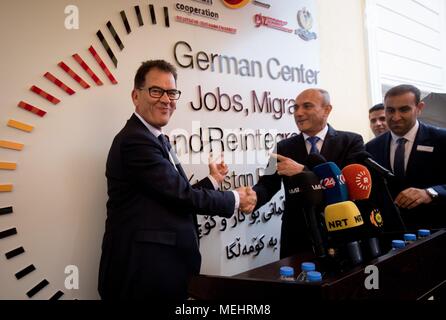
[307,136,320,154]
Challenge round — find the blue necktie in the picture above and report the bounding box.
[307,136,320,154]
[394,137,407,178]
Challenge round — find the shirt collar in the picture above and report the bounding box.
[390,120,419,143]
[134,112,163,138]
[302,125,329,142]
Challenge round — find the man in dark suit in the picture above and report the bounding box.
[98,60,256,300]
[369,103,389,137]
[366,84,446,230]
[252,88,365,258]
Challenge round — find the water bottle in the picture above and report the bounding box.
[279,266,295,282]
[296,262,315,282]
[418,229,430,240]
[307,271,322,282]
[403,233,416,245]
[391,240,405,251]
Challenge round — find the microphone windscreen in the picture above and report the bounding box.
[313,162,349,205]
[324,201,364,232]
[342,164,372,200]
[286,171,323,207]
[306,153,327,170]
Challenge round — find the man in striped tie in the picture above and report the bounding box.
[252,88,365,258]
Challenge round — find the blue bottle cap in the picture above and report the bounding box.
[418,229,430,237]
[404,233,416,241]
[392,240,405,249]
[301,262,316,272]
[307,271,322,282]
[280,266,294,277]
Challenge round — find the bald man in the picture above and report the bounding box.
[252,88,365,258]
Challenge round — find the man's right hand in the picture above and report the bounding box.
[271,153,305,176]
[236,186,257,214]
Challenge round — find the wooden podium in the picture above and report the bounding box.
[189,229,446,300]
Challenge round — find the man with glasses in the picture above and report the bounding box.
[252,88,365,258]
[98,60,256,300]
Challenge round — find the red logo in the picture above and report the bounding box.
[222,0,250,9]
[321,177,336,189]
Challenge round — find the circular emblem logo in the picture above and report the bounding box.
[355,171,371,191]
[295,7,317,41]
[297,8,313,30]
[222,0,250,9]
[369,208,384,228]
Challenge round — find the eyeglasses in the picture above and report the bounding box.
[138,86,181,100]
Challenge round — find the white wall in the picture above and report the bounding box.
[0,0,371,299]
[366,0,446,103]
[316,0,371,140]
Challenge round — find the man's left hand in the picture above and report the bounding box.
[395,187,433,209]
[209,152,229,184]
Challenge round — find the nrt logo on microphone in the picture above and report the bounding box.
[320,174,345,189]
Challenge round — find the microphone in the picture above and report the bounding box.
[342,164,383,259]
[312,162,349,205]
[354,151,394,179]
[353,152,406,232]
[324,201,364,232]
[286,171,326,258]
[305,153,327,170]
[342,164,372,201]
[324,201,365,266]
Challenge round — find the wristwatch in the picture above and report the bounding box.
[426,187,439,200]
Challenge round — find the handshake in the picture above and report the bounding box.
[235,186,257,214]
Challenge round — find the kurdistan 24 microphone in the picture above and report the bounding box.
[313,162,349,205]
[287,171,326,258]
[342,164,384,259]
[325,200,365,267]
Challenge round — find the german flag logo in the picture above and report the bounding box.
[222,0,250,9]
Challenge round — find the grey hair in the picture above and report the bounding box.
[317,89,331,106]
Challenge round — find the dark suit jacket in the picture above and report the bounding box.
[366,122,446,230]
[253,125,365,258]
[98,114,235,300]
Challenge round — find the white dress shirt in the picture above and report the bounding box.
[389,120,419,173]
[302,125,329,154]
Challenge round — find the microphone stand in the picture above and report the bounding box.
[381,176,407,232]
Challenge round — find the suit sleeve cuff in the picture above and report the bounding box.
[231,190,240,214]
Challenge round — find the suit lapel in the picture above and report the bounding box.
[295,134,308,161]
[382,132,392,170]
[131,114,189,182]
[320,125,337,159]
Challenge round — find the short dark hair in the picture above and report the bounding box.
[384,84,421,105]
[369,103,384,114]
[134,60,178,89]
